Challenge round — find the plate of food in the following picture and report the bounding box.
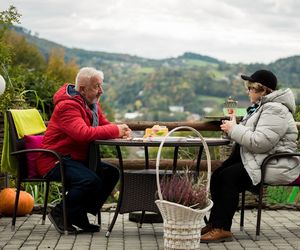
[146,136,187,142]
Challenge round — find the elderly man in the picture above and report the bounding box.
[37,67,131,233]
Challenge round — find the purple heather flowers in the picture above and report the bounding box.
[160,174,208,209]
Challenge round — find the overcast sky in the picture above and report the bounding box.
[1,0,300,64]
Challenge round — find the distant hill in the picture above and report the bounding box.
[10,26,300,119]
[179,52,223,64]
[15,25,300,88]
[12,26,225,67]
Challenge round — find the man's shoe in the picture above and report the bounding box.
[48,208,77,234]
[70,213,100,233]
[76,223,100,233]
[201,223,213,235]
[201,228,233,243]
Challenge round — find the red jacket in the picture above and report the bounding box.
[36,83,119,176]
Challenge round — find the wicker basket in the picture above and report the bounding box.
[155,126,213,250]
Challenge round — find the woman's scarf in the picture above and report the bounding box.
[241,102,260,122]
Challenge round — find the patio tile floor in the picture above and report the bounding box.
[0,209,300,249]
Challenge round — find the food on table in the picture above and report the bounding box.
[144,125,168,138]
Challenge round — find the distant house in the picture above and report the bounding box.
[169,106,184,112]
[124,112,142,119]
[203,107,213,114]
[187,113,201,121]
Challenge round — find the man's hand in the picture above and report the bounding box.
[117,124,132,139]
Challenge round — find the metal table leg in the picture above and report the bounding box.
[106,146,124,237]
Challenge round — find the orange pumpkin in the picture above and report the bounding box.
[0,188,34,216]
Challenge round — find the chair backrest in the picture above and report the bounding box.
[7,111,26,150]
[6,109,46,179]
[6,111,27,178]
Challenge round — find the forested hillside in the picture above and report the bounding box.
[10,26,300,121]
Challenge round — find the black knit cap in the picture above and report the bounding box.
[241,69,277,90]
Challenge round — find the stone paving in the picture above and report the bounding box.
[0,209,300,249]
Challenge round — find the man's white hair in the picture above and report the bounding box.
[75,67,104,90]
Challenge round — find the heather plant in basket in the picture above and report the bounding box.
[160,173,209,209]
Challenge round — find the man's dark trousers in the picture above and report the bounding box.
[47,157,120,222]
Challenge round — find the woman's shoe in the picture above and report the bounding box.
[201,223,213,235]
[201,228,233,243]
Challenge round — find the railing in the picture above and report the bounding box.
[47,119,300,132]
[124,120,300,131]
[123,121,221,131]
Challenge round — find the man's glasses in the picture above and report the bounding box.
[96,82,104,92]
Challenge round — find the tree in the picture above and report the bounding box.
[46,48,79,84]
[3,31,46,70]
[0,6,20,65]
[0,6,28,113]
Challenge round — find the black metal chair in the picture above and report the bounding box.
[240,152,300,240]
[6,110,69,234]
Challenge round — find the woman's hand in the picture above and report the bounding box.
[220,115,237,133]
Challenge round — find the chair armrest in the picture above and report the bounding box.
[261,152,300,182]
[11,149,66,180]
[11,148,63,162]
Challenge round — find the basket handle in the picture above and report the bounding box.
[155,126,211,202]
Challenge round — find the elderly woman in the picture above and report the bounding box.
[201,69,300,243]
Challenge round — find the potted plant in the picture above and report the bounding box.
[159,173,209,210]
[155,126,213,250]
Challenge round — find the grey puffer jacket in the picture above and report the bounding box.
[228,88,300,185]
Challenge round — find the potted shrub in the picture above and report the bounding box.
[155,126,213,250]
[159,173,209,210]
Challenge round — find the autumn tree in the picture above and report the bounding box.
[46,48,79,84]
[3,31,46,70]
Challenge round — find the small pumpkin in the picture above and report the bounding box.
[0,188,34,216]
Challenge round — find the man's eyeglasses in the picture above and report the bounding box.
[96,82,104,91]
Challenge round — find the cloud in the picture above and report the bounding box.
[1,0,300,63]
